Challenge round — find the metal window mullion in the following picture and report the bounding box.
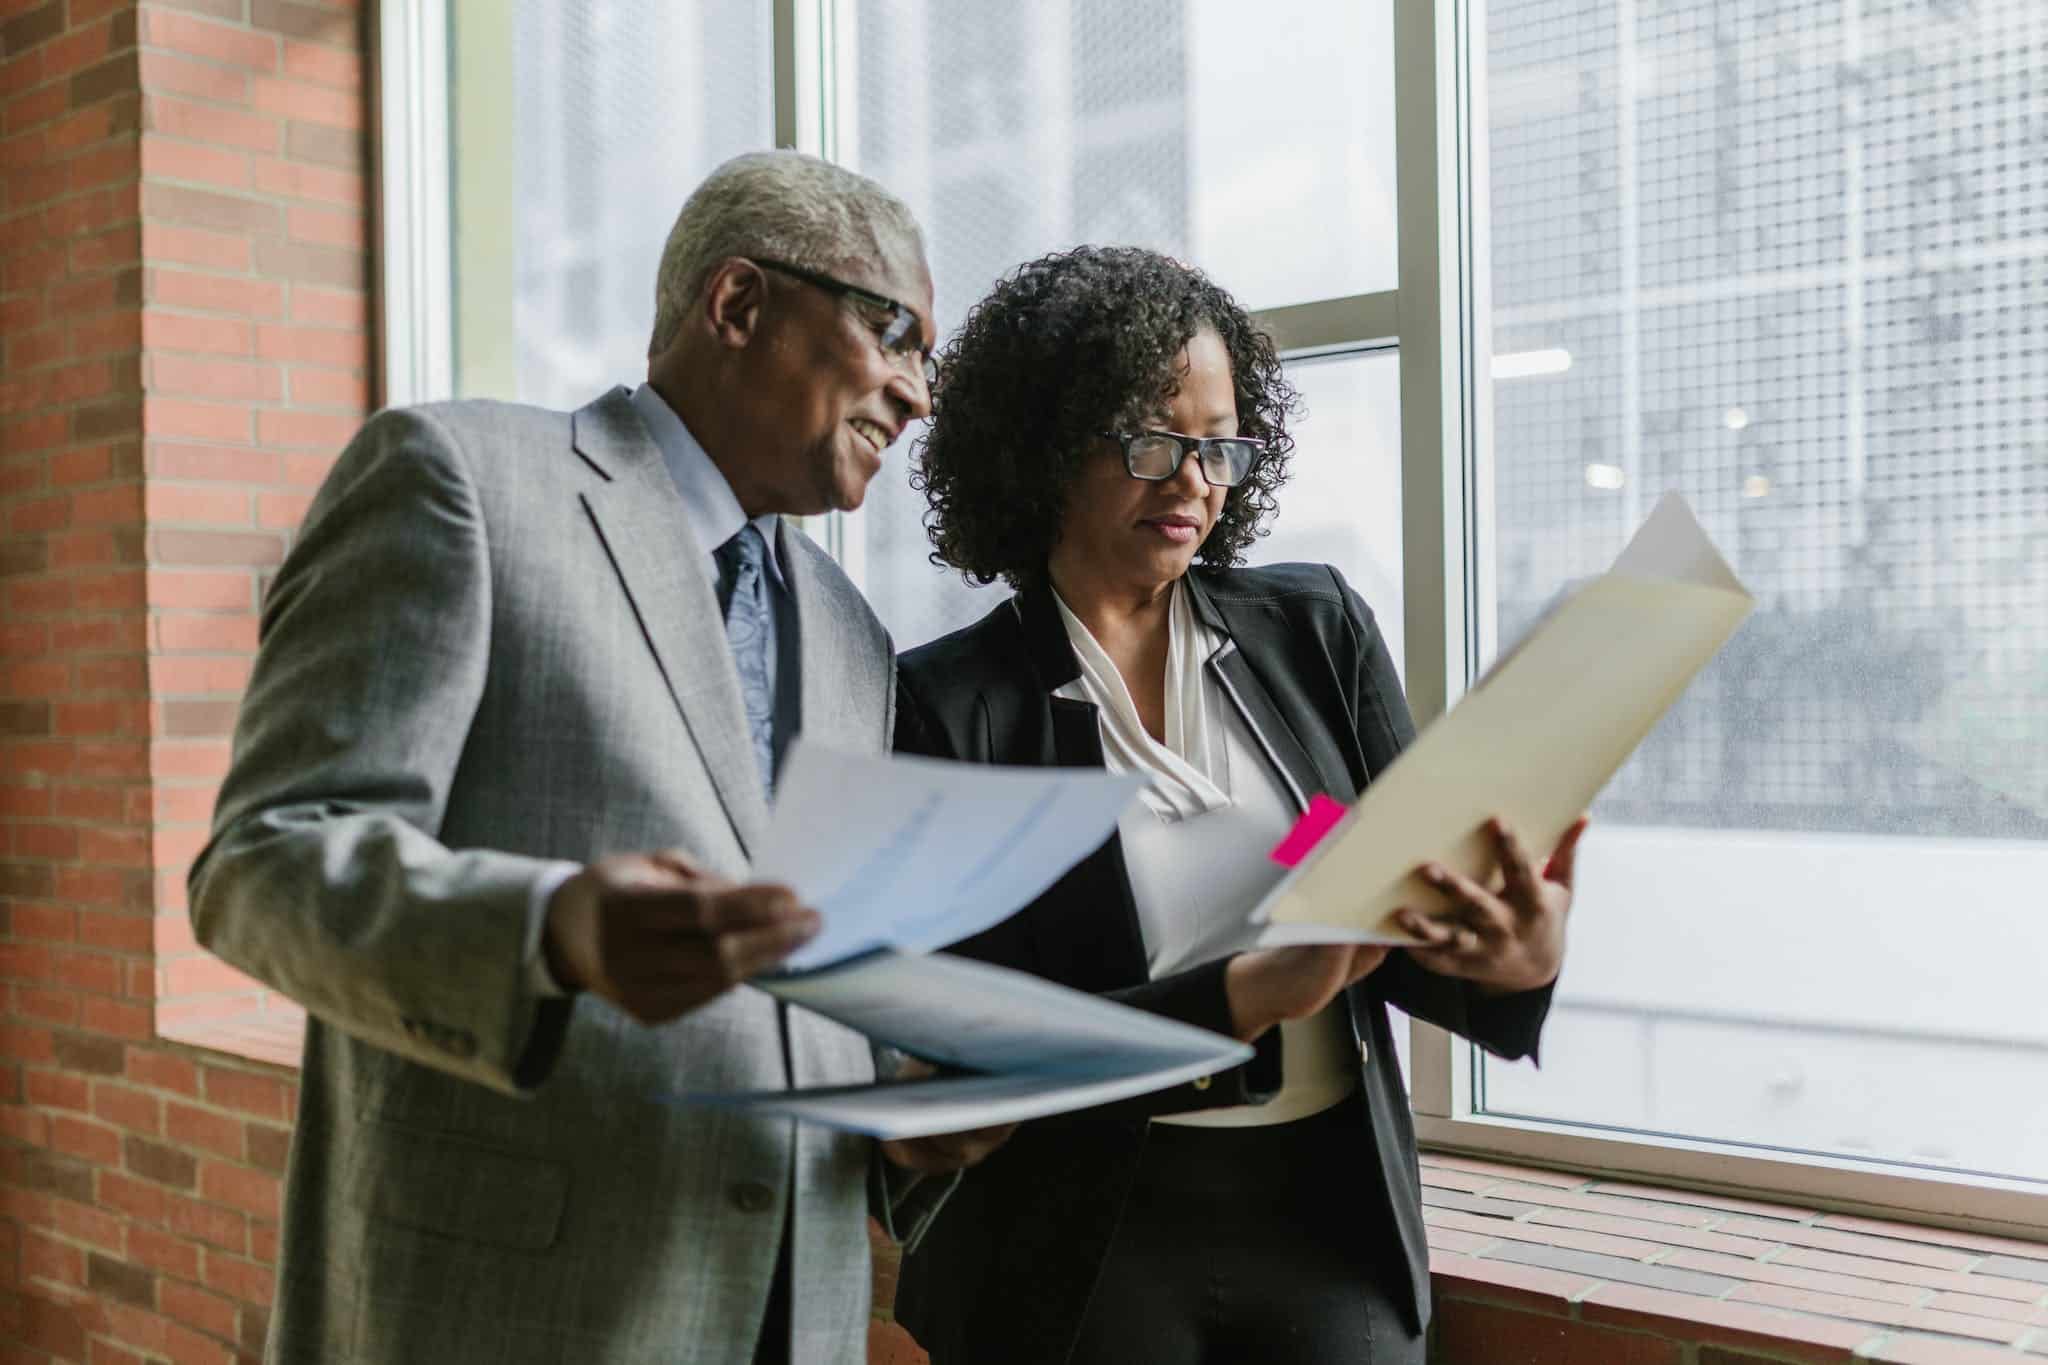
[774,0,871,574]
[1393,0,1485,1118]
[373,0,454,409]
[772,0,831,158]
[1258,291,1401,357]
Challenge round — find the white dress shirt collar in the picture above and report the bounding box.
[630,382,783,585]
[1052,579,1234,823]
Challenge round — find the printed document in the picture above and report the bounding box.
[671,949,1252,1139]
[759,741,1142,972]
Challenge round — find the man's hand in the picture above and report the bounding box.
[876,1059,1016,1174]
[1223,943,1391,1042]
[1391,815,1587,995]
[543,849,820,1023]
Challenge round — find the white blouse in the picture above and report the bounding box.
[1053,582,1357,1127]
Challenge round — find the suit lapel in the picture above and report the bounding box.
[572,388,768,854]
[779,522,869,754]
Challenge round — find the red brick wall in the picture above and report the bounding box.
[138,0,365,1050]
[1,0,367,1358]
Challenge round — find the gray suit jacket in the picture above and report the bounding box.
[191,388,910,1364]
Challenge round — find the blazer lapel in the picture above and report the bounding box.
[778,522,873,754]
[571,388,769,854]
[1185,571,1349,810]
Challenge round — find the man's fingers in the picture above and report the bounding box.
[713,914,822,980]
[620,882,807,935]
[650,847,711,879]
[692,883,809,934]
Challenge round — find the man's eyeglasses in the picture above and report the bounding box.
[1098,429,1265,489]
[751,258,938,389]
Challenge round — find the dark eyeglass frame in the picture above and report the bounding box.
[1097,429,1266,489]
[750,258,938,388]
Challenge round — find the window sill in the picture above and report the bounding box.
[157,1003,307,1070]
[1421,1152,2048,1363]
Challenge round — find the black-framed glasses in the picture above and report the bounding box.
[751,258,938,389]
[1098,429,1265,489]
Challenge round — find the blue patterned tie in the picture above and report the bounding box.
[714,525,776,792]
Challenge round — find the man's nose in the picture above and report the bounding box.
[886,364,931,422]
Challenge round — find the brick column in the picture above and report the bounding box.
[1,1,366,1359]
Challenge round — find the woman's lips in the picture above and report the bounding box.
[1140,516,1200,544]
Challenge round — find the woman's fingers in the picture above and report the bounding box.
[1420,861,1515,941]
[1487,818,1545,918]
[1544,815,1591,889]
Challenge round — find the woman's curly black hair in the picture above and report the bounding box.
[913,245,1298,590]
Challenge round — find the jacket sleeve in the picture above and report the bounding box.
[1332,566,1555,1063]
[188,408,572,1095]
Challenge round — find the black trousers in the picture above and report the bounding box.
[1068,1093,1424,1365]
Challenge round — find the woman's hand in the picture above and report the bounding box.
[877,1058,1017,1173]
[1392,815,1587,995]
[1223,944,1390,1042]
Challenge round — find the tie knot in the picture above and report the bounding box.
[718,524,767,572]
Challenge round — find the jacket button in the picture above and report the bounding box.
[1358,1038,1370,1065]
[729,1180,776,1214]
[1191,1075,1212,1091]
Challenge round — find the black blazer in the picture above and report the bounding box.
[891,564,1556,1365]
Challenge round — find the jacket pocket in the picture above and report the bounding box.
[354,1121,568,1251]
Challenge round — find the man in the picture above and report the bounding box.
[190,151,1002,1365]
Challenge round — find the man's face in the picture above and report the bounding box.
[747,241,936,516]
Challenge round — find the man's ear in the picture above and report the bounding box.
[701,257,767,351]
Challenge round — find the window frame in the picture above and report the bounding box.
[376,0,2048,1241]
[1400,0,2048,1241]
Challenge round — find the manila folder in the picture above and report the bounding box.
[1256,492,1754,944]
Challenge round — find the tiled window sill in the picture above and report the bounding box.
[1421,1153,2048,1363]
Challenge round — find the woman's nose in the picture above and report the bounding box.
[1168,450,1211,492]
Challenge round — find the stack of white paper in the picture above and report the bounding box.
[754,744,1143,972]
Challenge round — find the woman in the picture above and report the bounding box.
[892,246,1583,1365]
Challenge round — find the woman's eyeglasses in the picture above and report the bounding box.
[1098,430,1265,489]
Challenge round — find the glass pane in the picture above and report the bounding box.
[1268,349,1409,1087]
[845,0,1397,647]
[447,0,772,406]
[844,0,1394,326]
[1263,349,1404,680]
[1480,0,2048,1182]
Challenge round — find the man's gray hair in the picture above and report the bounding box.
[647,150,926,357]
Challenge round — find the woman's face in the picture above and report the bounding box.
[1049,326,1238,598]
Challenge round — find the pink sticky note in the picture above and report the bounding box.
[1269,794,1350,868]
